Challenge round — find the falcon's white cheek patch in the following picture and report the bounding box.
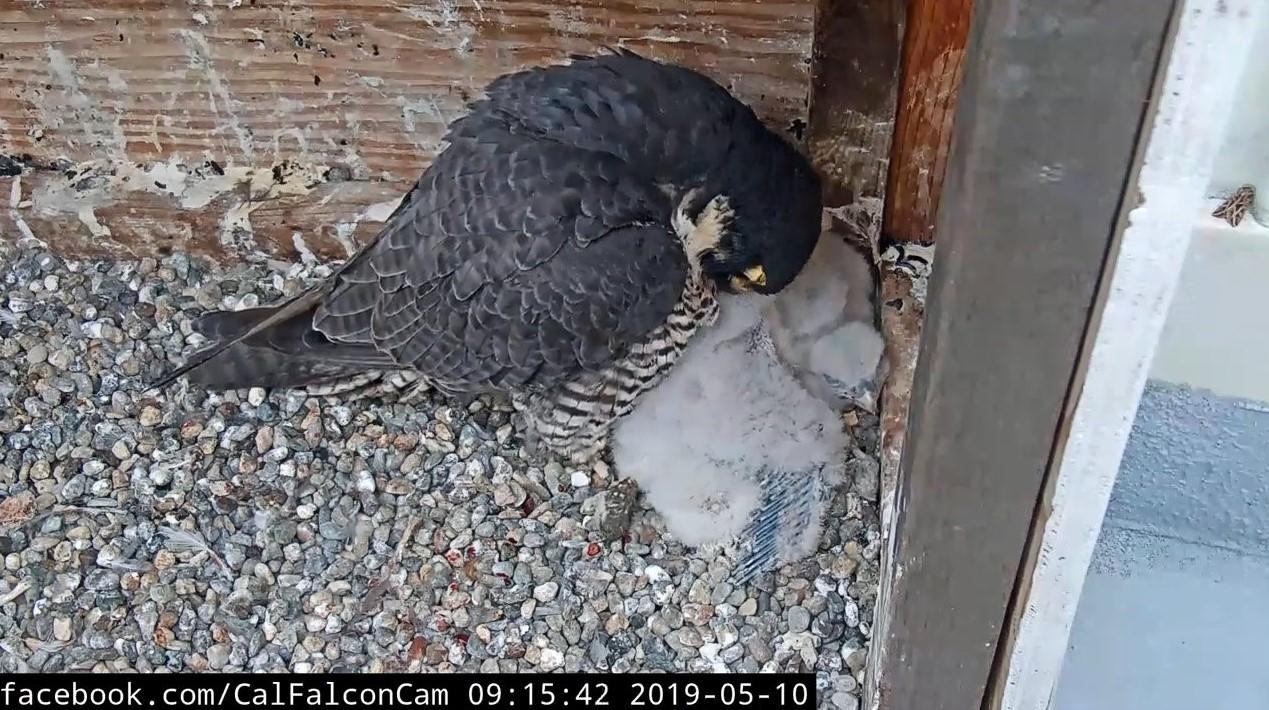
[673,191,733,266]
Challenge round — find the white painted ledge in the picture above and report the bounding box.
[1000,1,1267,708]
[1150,204,1269,402]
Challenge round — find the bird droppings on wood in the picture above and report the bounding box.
[0,156,25,178]
[2,157,402,262]
[3,1,814,178]
[2,2,814,259]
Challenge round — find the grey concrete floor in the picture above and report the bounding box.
[1055,525,1269,710]
[1053,382,1269,710]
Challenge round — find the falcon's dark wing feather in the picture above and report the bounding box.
[160,53,748,394]
[478,51,753,182]
[307,56,733,392]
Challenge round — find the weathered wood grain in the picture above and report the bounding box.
[807,0,904,215]
[4,163,403,261]
[805,3,909,707]
[0,0,813,259]
[883,0,972,243]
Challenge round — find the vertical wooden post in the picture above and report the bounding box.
[883,0,974,244]
[865,0,1176,708]
[864,3,975,708]
[807,0,906,216]
[806,23,907,683]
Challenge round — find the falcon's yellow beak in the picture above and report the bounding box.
[743,265,767,287]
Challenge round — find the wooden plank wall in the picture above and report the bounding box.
[0,0,813,260]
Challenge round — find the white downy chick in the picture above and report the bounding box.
[764,232,887,412]
[611,233,883,581]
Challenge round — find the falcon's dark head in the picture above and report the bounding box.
[674,130,823,296]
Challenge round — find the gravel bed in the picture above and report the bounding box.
[0,238,880,709]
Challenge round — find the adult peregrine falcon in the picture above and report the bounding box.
[157,49,823,464]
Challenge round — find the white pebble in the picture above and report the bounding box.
[844,599,861,628]
[295,503,316,520]
[53,617,72,642]
[355,470,376,494]
[247,388,266,406]
[643,565,670,583]
[538,648,564,670]
[569,470,590,488]
[149,466,172,487]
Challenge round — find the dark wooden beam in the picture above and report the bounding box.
[864,5,974,703]
[869,0,1176,708]
[808,0,906,215]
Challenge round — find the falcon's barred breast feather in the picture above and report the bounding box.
[157,49,824,463]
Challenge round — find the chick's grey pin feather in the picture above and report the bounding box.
[156,49,822,464]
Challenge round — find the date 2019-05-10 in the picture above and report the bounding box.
[467,680,812,707]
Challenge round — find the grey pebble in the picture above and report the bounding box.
[206,643,231,670]
[788,606,812,633]
[0,242,881,700]
[26,344,48,365]
[533,582,560,603]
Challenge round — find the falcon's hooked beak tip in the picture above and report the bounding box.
[744,265,767,287]
[727,265,768,293]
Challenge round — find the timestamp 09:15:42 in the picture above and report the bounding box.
[466,679,814,709]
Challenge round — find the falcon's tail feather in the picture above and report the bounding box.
[148,225,393,393]
[178,341,369,390]
[152,302,398,392]
[147,282,330,391]
[193,306,282,340]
